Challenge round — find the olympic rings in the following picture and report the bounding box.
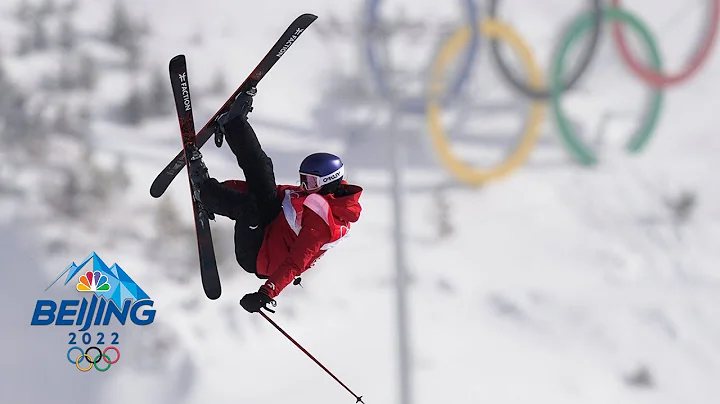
[66,345,120,372]
[552,8,664,165]
[364,0,480,112]
[611,0,720,88]
[427,20,545,184]
[488,0,604,99]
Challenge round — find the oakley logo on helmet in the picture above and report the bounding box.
[323,169,343,183]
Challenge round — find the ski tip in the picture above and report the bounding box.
[150,174,168,198]
[169,54,187,72]
[299,13,318,21]
[206,290,221,300]
[170,54,186,63]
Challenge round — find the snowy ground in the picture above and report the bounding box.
[2,0,720,403]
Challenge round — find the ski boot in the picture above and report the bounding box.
[214,86,257,147]
[187,145,215,220]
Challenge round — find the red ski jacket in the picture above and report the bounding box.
[256,182,362,298]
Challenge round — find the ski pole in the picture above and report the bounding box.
[259,310,364,403]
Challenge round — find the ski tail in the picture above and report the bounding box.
[150,13,318,199]
[168,55,222,300]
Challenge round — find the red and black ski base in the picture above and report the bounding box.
[169,54,221,300]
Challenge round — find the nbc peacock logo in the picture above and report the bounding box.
[76,270,111,292]
[31,252,156,372]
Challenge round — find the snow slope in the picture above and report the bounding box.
[1,1,719,404]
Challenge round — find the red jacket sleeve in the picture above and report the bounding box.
[262,208,331,298]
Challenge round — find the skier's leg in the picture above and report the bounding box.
[200,179,265,274]
[233,220,265,276]
[217,90,281,226]
[199,178,258,222]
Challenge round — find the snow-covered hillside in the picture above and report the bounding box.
[2,1,719,404]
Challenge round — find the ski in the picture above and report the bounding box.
[169,54,221,300]
[150,13,318,198]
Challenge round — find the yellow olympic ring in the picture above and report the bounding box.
[427,20,545,185]
[75,353,94,372]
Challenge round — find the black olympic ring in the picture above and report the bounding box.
[488,0,604,99]
[85,346,103,364]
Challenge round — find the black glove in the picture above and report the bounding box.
[240,287,275,313]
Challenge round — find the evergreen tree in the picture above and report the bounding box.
[38,0,56,18]
[57,57,75,90]
[209,69,227,96]
[108,1,134,48]
[77,54,98,90]
[58,15,76,51]
[114,154,131,191]
[54,103,73,135]
[14,0,33,23]
[57,169,82,218]
[31,15,49,51]
[107,1,144,71]
[120,86,145,125]
[146,69,170,117]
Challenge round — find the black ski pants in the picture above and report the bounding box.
[199,118,282,276]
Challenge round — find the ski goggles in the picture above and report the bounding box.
[299,166,344,191]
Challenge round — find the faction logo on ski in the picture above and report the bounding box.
[179,72,191,111]
[30,252,156,372]
[276,28,305,57]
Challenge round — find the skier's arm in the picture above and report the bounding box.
[262,209,330,298]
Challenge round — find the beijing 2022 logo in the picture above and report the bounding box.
[30,252,155,372]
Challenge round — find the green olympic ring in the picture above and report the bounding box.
[551,7,664,165]
[92,353,112,372]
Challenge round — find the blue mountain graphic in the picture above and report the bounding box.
[45,252,150,302]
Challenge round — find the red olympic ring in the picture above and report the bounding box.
[103,346,121,364]
[611,0,720,87]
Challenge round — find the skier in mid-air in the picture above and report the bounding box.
[187,87,363,313]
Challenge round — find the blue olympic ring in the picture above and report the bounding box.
[364,0,480,113]
[67,346,84,364]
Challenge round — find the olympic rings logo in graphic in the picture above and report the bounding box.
[365,0,719,185]
[67,346,121,372]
